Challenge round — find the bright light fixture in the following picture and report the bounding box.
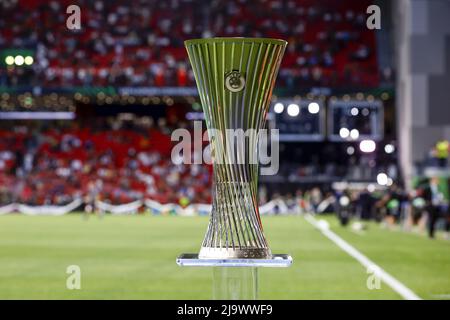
[360,139,376,153]
[339,127,350,139]
[350,129,359,140]
[287,103,300,117]
[350,107,359,116]
[377,173,388,186]
[5,56,14,65]
[14,55,24,66]
[308,102,320,114]
[384,144,395,154]
[24,56,34,65]
[274,102,284,114]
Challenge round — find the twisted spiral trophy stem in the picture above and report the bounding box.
[185,38,287,259]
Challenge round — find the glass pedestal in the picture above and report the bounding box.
[177,254,292,300]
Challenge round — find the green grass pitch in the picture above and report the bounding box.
[0,214,449,299]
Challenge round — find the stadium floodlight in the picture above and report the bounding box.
[287,103,300,117]
[362,108,370,116]
[274,102,284,114]
[339,127,350,139]
[14,55,24,66]
[359,139,376,153]
[308,102,320,114]
[179,37,292,300]
[350,129,359,140]
[346,146,355,155]
[377,173,389,186]
[350,107,359,116]
[24,56,34,65]
[384,143,395,154]
[5,56,15,65]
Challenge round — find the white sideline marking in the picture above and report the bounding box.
[304,214,422,300]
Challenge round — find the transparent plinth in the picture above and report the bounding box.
[213,267,258,300]
[177,254,292,300]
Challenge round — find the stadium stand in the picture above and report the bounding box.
[0,0,379,89]
[0,119,212,206]
[0,0,385,207]
[0,116,420,207]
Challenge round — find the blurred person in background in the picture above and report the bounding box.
[423,177,448,238]
[377,184,405,228]
[406,188,427,233]
[434,140,449,168]
[295,189,307,214]
[336,189,353,226]
[309,187,322,213]
[356,187,375,221]
[285,193,297,213]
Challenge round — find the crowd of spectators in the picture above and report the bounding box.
[0,0,380,89]
[0,110,414,208]
[0,117,212,206]
[0,117,398,207]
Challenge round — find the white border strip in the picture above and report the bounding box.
[304,214,421,300]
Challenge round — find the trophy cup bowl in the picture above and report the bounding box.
[184,37,287,260]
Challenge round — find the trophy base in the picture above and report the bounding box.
[176,253,293,267]
[199,247,271,259]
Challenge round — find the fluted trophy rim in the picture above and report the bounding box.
[184,37,287,47]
